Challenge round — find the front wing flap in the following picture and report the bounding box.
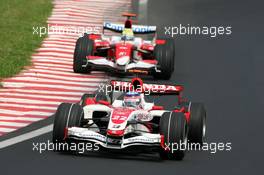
[84,56,160,75]
[68,127,161,149]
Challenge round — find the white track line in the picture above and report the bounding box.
[0,124,53,149]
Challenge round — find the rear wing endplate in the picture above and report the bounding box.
[110,78,183,95]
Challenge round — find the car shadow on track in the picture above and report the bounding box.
[57,150,164,163]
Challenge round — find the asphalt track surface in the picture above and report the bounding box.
[1,0,264,174]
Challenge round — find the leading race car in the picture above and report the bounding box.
[73,13,175,79]
[52,78,207,160]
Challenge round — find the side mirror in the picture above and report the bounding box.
[98,100,110,106]
[151,105,164,110]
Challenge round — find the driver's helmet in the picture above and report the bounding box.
[123,92,141,108]
[121,28,134,41]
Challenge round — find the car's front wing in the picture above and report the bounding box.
[83,57,160,75]
[67,127,161,149]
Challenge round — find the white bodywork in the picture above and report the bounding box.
[86,58,157,71]
[68,95,169,149]
[68,127,161,149]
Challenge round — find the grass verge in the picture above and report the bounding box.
[0,0,52,79]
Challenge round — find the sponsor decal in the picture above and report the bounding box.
[127,137,159,143]
[76,132,106,142]
[103,22,156,33]
[106,137,122,144]
[128,70,149,74]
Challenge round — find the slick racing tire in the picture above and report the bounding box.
[73,33,94,73]
[52,103,83,146]
[159,112,188,160]
[188,102,207,144]
[153,38,175,80]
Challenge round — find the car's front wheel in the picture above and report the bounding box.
[153,38,175,80]
[52,103,83,146]
[73,34,94,73]
[188,102,206,144]
[159,112,188,160]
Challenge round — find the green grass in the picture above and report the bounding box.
[0,0,52,79]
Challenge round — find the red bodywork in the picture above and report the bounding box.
[114,43,134,61]
[86,33,158,64]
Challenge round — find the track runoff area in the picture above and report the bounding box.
[0,0,132,147]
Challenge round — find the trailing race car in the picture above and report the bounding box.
[52,78,207,160]
[73,13,175,79]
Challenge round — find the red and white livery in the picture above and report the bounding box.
[52,78,207,160]
[73,13,175,80]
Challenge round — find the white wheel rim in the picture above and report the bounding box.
[202,117,206,139]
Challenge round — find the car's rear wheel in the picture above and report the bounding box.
[52,103,83,146]
[153,38,175,80]
[188,102,206,144]
[159,112,187,160]
[73,34,94,73]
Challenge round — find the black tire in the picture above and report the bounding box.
[153,38,175,80]
[73,34,94,73]
[159,112,188,160]
[188,102,206,144]
[52,103,83,145]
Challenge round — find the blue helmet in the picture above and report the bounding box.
[124,92,141,108]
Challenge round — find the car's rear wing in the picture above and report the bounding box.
[110,78,183,95]
[103,22,156,34]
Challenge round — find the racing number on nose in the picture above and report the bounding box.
[112,115,126,121]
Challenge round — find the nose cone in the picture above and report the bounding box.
[116,56,129,66]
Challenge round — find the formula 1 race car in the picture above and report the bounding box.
[52,78,206,160]
[73,13,175,79]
